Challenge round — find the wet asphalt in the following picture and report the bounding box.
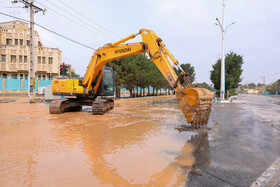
[187,94,280,187]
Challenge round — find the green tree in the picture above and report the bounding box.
[173,67,179,76]
[194,82,214,92]
[71,71,80,78]
[107,58,126,98]
[248,83,256,89]
[210,51,244,90]
[266,81,278,93]
[179,63,196,83]
[257,83,265,87]
[107,54,153,98]
[107,53,174,98]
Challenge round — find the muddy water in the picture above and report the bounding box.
[0,96,208,186]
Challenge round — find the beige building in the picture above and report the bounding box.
[0,20,61,80]
[64,63,76,73]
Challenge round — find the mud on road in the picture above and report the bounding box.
[3,94,278,187]
[0,96,209,186]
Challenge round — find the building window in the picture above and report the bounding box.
[15,39,18,45]
[19,55,23,63]
[25,74,28,79]
[38,41,42,47]
[38,75,41,80]
[11,74,17,79]
[6,39,12,45]
[2,74,7,78]
[38,56,41,64]
[43,75,46,80]
[1,55,6,62]
[48,57,53,64]
[19,39,23,46]
[26,40,30,46]
[42,57,46,64]
[20,74,23,79]
[24,56,27,63]
[11,55,16,63]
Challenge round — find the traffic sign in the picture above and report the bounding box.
[221,91,224,94]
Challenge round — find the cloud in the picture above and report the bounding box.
[1,0,279,84]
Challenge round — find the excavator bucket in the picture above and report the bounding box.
[176,87,213,128]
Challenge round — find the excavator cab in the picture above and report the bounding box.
[97,67,115,96]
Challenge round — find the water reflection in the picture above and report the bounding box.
[76,121,210,186]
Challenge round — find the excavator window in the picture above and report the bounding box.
[97,68,115,96]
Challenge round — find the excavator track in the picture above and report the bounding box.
[92,99,114,115]
[49,99,83,114]
[50,98,114,115]
[49,99,68,114]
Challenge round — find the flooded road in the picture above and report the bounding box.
[0,96,209,186]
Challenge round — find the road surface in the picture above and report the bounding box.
[0,94,279,186]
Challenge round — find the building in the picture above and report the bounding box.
[63,63,76,74]
[0,20,61,80]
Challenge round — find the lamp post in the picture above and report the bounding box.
[215,2,235,100]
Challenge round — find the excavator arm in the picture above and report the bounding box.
[80,29,213,127]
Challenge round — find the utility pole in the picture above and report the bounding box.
[12,0,45,103]
[260,76,265,85]
[29,0,36,103]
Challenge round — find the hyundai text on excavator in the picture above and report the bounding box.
[50,29,213,128]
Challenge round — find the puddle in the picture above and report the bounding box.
[0,96,210,186]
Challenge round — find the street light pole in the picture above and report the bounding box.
[221,3,226,100]
[215,3,235,101]
[216,3,226,100]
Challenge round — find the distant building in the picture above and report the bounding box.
[63,63,76,73]
[0,20,61,80]
[244,86,266,94]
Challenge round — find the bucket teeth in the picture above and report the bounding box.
[176,87,213,128]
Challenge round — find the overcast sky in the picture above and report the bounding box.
[1,0,279,84]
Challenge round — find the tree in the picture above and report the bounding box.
[210,51,244,91]
[194,82,215,92]
[266,81,278,93]
[257,83,265,87]
[107,53,176,98]
[179,63,196,83]
[248,83,256,89]
[71,71,80,78]
[107,59,126,98]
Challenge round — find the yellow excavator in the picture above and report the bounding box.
[50,29,213,127]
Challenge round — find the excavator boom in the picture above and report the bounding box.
[51,29,213,127]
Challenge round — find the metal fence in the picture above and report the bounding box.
[0,78,52,92]
[0,78,169,94]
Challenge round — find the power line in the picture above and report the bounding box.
[0,12,96,50]
[35,1,114,42]
[43,0,119,41]
[56,0,121,40]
